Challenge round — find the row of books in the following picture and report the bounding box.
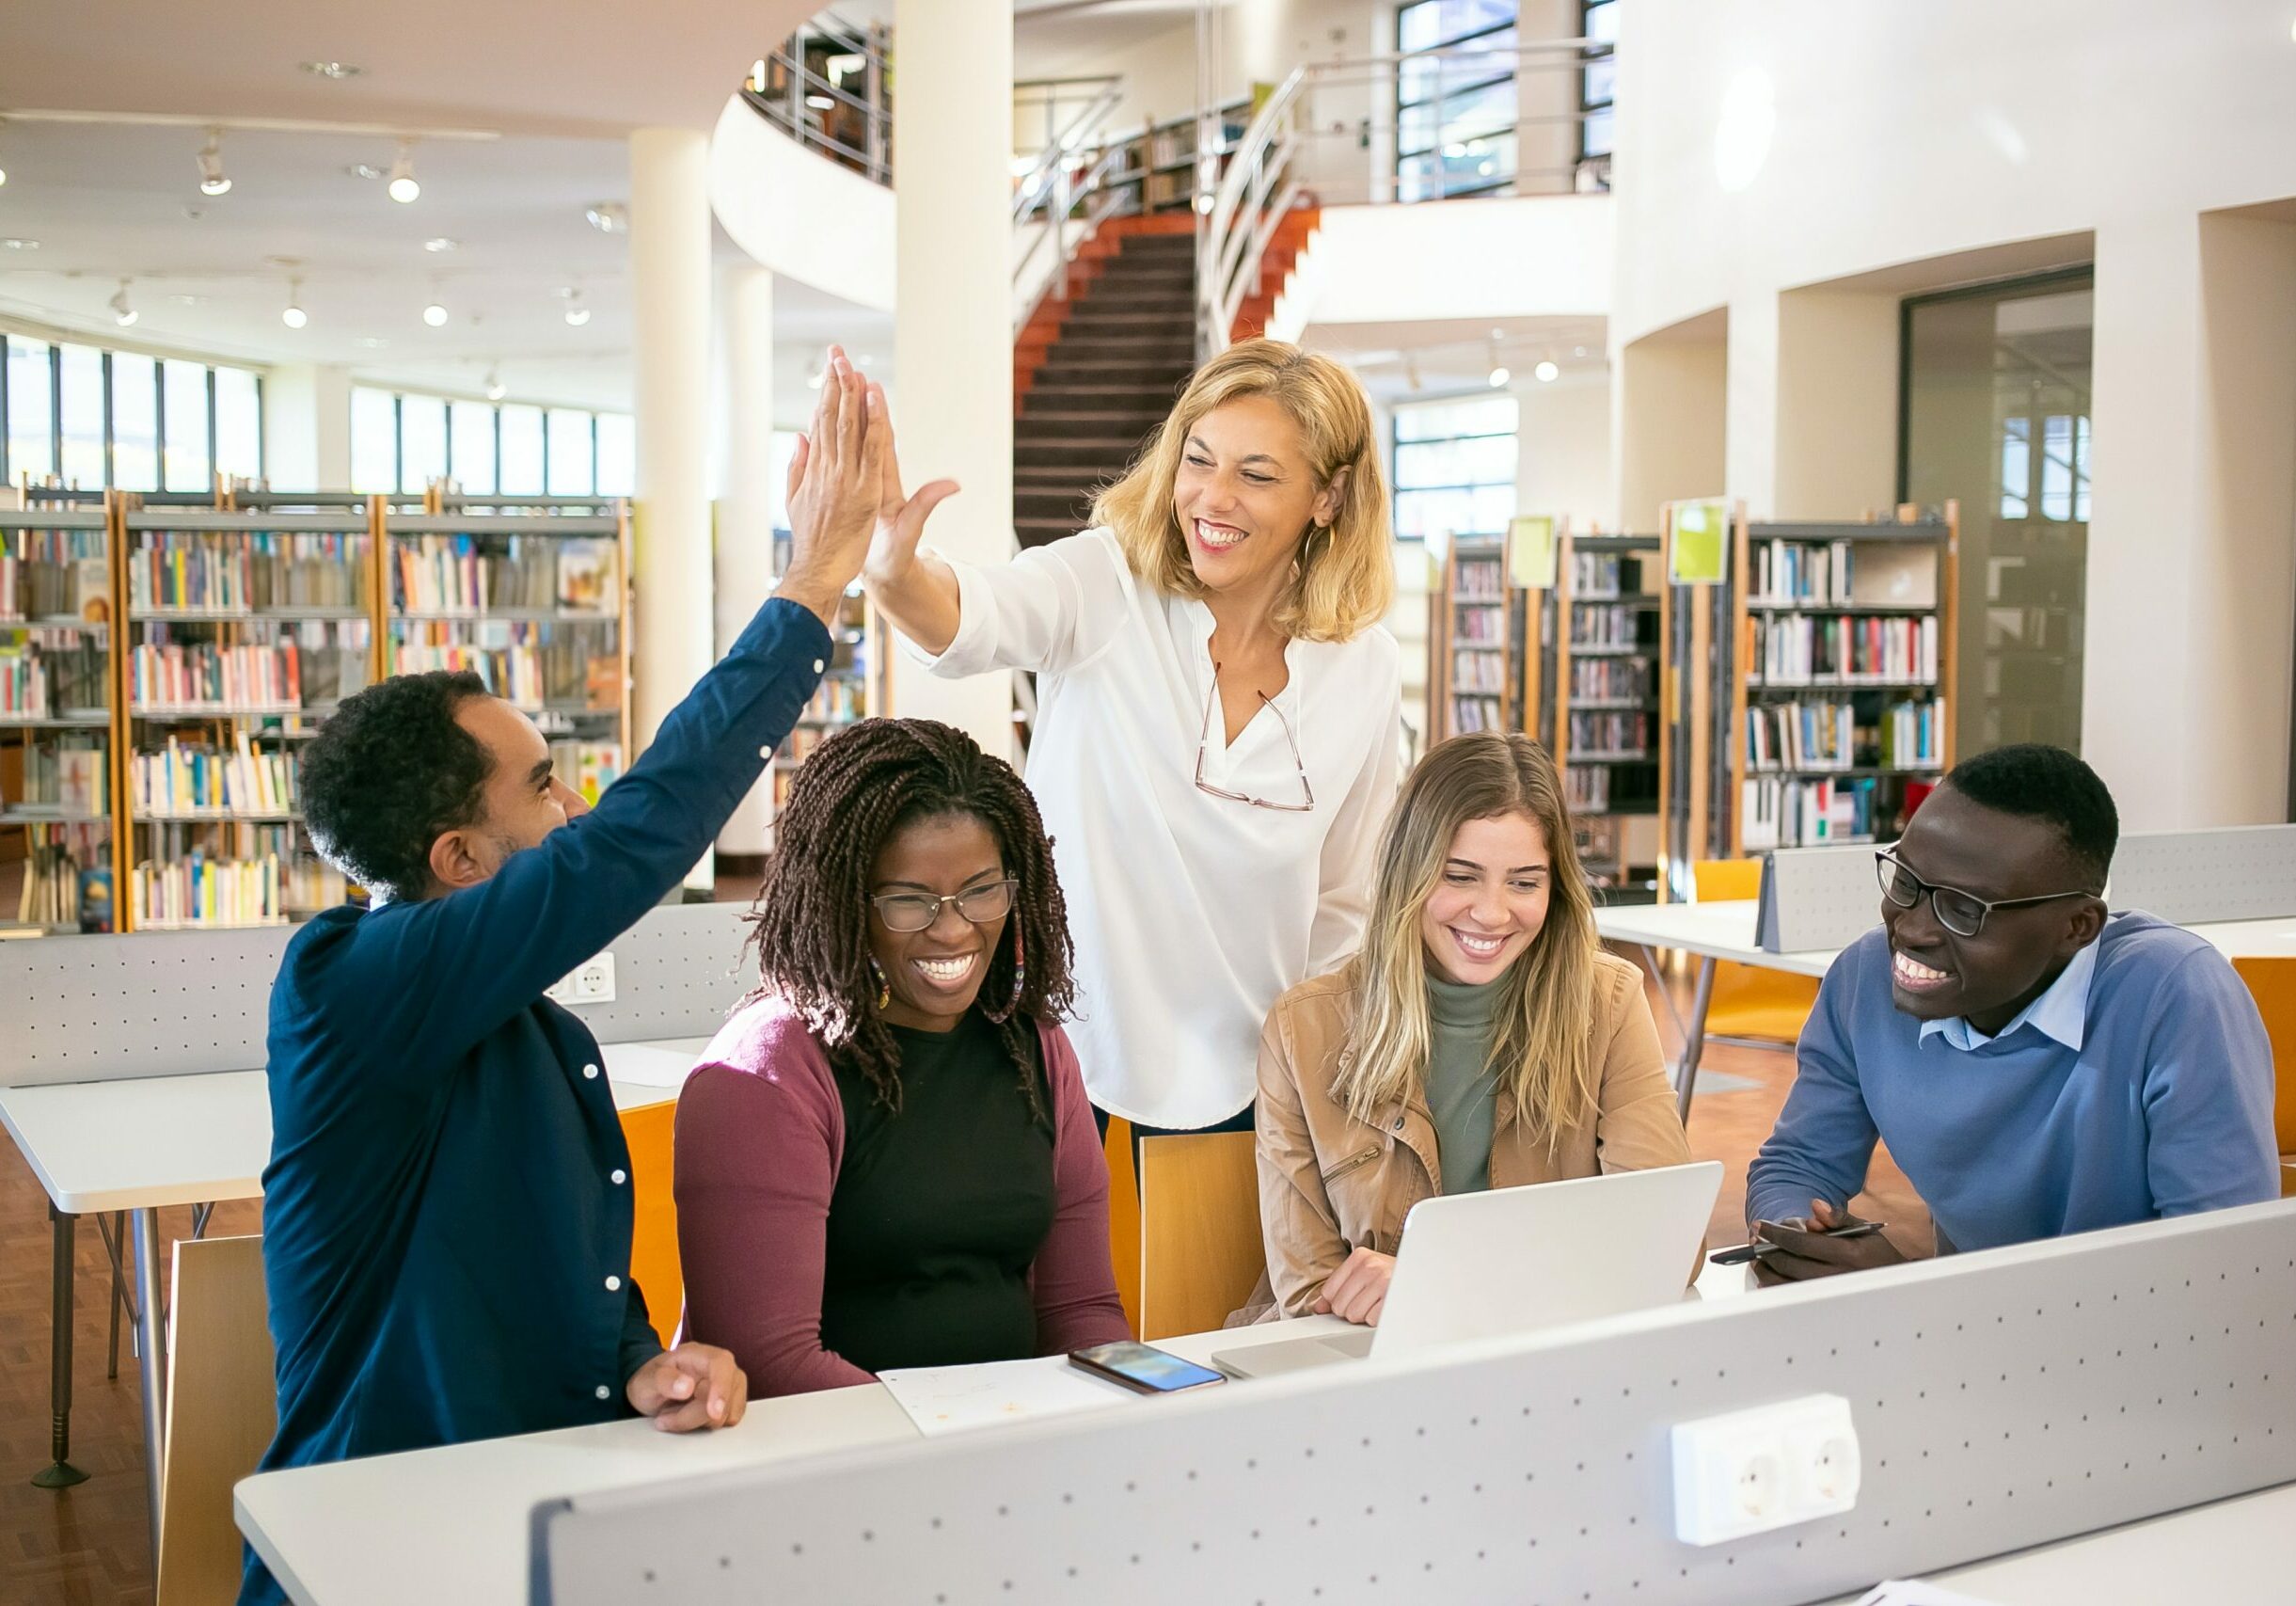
[1568,710,1650,757]
[1569,657,1649,703]
[1449,694,1504,735]
[132,641,304,711]
[388,619,618,709]
[1739,775,1883,850]
[1878,697,1947,770]
[1747,537,1859,607]
[131,736,298,818]
[1452,603,1509,644]
[393,534,619,615]
[1569,552,1631,598]
[18,737,108,815]
[128,850,289,929]
[804,677,866,724]
[1453,557,1506,602]
[2,636,110,717]
[389,643,550,710]
[1570,604,1644,650]
[1,527,109,620]
[13,825,109,931]
[549,740,625,808]
[1745,701,1856,773]
[1452,649,1508,693]
[127,532,367,614]
[1750,613,1939,685]
[1565,765,1611,813]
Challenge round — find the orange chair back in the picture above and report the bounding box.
[1103,1117,1144,1336]
[2231,957,2296,1160]
[618,1098,684,1345]
[1691,857,1819,1044]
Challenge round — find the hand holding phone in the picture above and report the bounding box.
[1069,1340,1227,1394]
[1709,1218,1887,1266]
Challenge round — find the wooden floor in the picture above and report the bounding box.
[0,961,1926,1605]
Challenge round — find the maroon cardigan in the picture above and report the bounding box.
[672,995,1130,1396]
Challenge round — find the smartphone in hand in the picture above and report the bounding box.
[1709,1219,1888,1266]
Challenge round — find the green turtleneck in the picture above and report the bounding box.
[1425,971,1506,1195]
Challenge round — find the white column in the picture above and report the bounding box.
[629,126,716,889]
[262,363,352,489]
[1722,291,1779,520]
[890,0,1013,755]
[716,264,779,858]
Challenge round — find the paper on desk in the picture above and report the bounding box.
[879,1357,1132,1438]
[598,1042,708,1088]
[1855,1582,2003,1606]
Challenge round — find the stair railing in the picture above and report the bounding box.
[1009,77,1129,328]
[1195,66,1309,361]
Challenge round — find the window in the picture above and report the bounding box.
[1391,394,1518,541]
[214,367,262,484]
[56,344,105,489]
[1396,0,1518,202]
[1579,0,1617,164]
[5,338,56,483]
[595,412,634,498]
[0,335,260,490]
[345,387,630,499]
[399,395,448,493]
[546,409,595,496]
[450,402,498,496]
[110,353,160,491]
[351,388,398,493]
[162,359,212,492]
[499,405,546,495]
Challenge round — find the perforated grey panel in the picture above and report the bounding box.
[0,902,757,1088]
[534,1201,2296,1606]
[2109,826,2296,925]
[1759,845,1879,952]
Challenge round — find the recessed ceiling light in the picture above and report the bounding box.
[423,237,459,253]
[805,94,835,110]
[301,61,363,79]
[1,238,38,251]
[1534,359,1560,383]
[171,294,204,307]
[110,280,139,328]
[422,301,449,327]
[357,337,390,349]
[584,202,627,235]
[346,163,385,181]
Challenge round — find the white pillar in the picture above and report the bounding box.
[716,264,779,858]
[262,363,352,489]
[629,126,716,890]
[890,0,1014,755]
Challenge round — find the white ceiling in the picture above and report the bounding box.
[1306,314,1611,403]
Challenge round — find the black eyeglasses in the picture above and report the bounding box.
[1875,851,2094,939]
[870,878,1017,933]
[1196,661,1315,812]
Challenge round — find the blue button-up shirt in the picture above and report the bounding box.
[241,598,829,1605]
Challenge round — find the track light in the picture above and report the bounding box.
[0,115,8,187]
[198,128,232,196]
[282,278,308,329]
[387,141,420,204]
[1534,359,1560,383]
[422,300,449,327]
[562,288,591,327]
[484,368,507,402]
[111,280,139,327]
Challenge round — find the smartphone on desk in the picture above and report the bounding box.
[1069,1340,1227,1395]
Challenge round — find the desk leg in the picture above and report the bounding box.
[1673,957,1718,1130]
[32,1205,88,1489]
[132,1206,167,1572]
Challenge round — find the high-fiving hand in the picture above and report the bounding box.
[778,345,889,627]
[863,395,960,592]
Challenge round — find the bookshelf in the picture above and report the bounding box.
[766,528,878,851]
[1427,536,1520,742]
[1660,503,1958,893]
[1548,532,1663,903]
[0,506,121,935]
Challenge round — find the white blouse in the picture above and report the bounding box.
[911,528,1401,1128]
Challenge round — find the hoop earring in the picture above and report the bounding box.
[868,955,891,1012]
[987,927,1027,1024]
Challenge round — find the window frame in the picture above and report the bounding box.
[1389,390,1521,544]
[1394,0,1521,203]
[1578,0,1617,166]
[0,331,262,491]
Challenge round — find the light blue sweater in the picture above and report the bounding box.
[1747,912,2279,1252]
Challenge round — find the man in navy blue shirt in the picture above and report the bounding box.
[242,352,894,1604]
[1746,744,2277,1282]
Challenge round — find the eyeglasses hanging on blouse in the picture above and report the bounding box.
[1194,660,1315,812]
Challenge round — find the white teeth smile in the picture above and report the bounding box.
[1195,519,1246,550]
[912,955,976,987]
[1892,950,1953,988]
[1452,930,1506,961]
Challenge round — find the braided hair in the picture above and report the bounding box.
[747,717,1078,1117]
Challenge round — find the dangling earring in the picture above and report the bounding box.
[987,927,1027,1024]
[868,955,891,1012]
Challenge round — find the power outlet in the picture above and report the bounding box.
[546,951,616,1007]
[1671,1392,1861,1547]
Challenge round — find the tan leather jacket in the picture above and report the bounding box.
[1248,948,1693,1319]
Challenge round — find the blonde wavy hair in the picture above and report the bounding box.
[1335,732,1600,1146]
[1091,338,1393,643]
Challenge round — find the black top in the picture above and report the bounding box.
[820,1008,1059,1374]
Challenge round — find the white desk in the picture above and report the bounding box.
[1594,898,2296,1123]
[0,1036,712,1566]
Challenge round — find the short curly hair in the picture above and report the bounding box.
[1943,742,2119,888]
[301,670,496,904]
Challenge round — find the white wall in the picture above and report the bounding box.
[1614,0,2296,827]
[710,95,895,312]
[1515,372,1614,532]
[1274,194,1612,335]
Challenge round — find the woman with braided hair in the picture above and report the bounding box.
[673,718,1128,1396]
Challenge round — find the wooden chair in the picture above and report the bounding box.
[2229,957,2296,1198]
[618,1098,684,1344]
[157,1234,274,1606]
[1136,1131,1264,1342]
[1693,857,1821,1045]
[1102,1117,1143,1336]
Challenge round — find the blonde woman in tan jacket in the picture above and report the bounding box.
[1251,730,1691,1324]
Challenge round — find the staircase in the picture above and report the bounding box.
[1012,216,1198,550]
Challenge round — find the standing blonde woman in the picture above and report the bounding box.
[863,339,1401,1142]
[1253,732,1690,1324]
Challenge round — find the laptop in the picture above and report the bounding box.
[1211,1160,1723,1378]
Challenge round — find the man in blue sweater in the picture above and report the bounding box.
[241,353,890,1604]
[1747,743,2277,1282]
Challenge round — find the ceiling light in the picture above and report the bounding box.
[1534,359,1560,383]
[172,294,204,307]
[387,141,420,204]
[562,288,591,327]
[1,238,38,251]
[807,368,825,390]
[805,94,836,110]
[584,202,627,235]
[422,300,449,327]
[110,280,139,327]
[484,368,507,402]
[347,163,385,181]
[301,61,363,78]
[747,58,768,93]
[825,53,865,81]
[282,277,308,329]
[197,127,232,196]
[1573,344,1588,358]
[0,116,8,188]
[356,337,389,349]
[423,237,458,253]
[1404,357,1423,393]
[1487,364,1511,389]
[1194,192,1214,215]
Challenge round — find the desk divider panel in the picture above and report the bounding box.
[1756,845,1879,953]
[533,1201,2296,1606]
[0,901,756,1089]
[2108,825,2296,925]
